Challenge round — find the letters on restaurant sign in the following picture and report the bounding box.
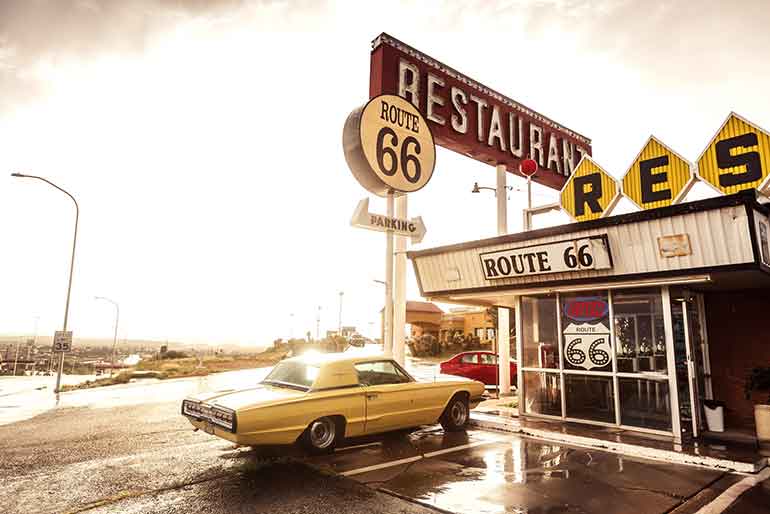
[479,235,612,280]
[560,112,770,222]
[369,33,592,191]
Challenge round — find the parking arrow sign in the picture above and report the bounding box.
[351,198,427,243]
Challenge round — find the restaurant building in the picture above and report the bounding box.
[408,190,770,442]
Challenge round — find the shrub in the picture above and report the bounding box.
[162,350,188,359]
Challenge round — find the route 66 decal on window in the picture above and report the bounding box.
[562,322,612,371]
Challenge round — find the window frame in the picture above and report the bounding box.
[354,359,415,386]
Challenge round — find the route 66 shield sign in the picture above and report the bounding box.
[562,322,611,370]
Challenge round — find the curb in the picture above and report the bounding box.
[469,412,768,474]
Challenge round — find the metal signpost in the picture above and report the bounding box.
[53,331,73,353]
[344,93,436,364]
[350,198,427,243]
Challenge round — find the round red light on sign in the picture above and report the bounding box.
[520,158,538,177]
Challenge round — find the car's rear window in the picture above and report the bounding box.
[262,361,319,390]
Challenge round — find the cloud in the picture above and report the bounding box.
[0,0,263,112]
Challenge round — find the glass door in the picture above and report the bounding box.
[670,290,708,439]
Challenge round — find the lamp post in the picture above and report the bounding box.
[471,165,517,395]
[316,306,321,340]
[338,291,344,336]
[94,296,120,377]
[11,173,79,394]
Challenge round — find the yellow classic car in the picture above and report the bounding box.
[182,353,485,453]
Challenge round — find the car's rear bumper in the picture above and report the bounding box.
[186,416,241,444]
[185,415,305,446]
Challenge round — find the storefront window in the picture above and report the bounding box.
[619,378,671,431]
[613,289,667,374]
[521,295,558,369]
[523,371,562,417]
[519,287,674,435]
[565,375,615,423]
[559,292,612,372]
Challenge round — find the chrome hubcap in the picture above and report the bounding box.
[450,401,467,426]
[309,418,336,448]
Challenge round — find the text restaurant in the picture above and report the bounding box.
[367,34,770,442]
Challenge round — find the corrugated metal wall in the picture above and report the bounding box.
[414,204,754,294]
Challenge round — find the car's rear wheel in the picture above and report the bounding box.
[440,395,469,432]
[301,416,341,454]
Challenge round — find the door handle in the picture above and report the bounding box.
[366,393,379,400]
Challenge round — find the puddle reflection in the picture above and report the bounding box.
[401,438,631,514]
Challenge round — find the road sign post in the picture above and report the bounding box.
[53,331,72,353]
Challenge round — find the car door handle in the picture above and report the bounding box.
[366,393,379,400]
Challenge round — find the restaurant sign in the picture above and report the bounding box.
[561,112,770,221]
[479,235,612,280]
[369,33,592,190]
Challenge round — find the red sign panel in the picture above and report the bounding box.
[563,297,609,322]
[369,33,592,190]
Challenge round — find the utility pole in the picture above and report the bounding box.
[94,296,119,377]
[13,340,20,376]
[338,291,344,335]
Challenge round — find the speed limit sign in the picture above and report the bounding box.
[343,94,436,196]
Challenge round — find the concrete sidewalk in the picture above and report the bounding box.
[470,409,768,474]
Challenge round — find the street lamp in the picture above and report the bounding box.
[12,173,79,394]
[338,291,344,335]
[94,296,120,377]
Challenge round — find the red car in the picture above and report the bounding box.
[439,351,517,387]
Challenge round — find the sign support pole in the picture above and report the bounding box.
[393,194,407,366]
[383,192,395,357]
[496,164,512,396]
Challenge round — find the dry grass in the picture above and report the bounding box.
[60,348,289,391]
[59,371,133,392]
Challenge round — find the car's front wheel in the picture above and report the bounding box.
[300,416,341,454]
[440,395,469,432]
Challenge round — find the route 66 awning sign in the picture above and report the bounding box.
[563,322,611,370]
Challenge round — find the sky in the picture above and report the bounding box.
[1,0,769,347]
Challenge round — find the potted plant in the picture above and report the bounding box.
[745,366,770,442]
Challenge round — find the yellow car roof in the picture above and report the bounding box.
[283,351,400,390]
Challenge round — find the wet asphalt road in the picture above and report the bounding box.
[0,397,436,514]
[0,369,761,514]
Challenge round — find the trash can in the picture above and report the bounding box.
[703,400,725,432]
